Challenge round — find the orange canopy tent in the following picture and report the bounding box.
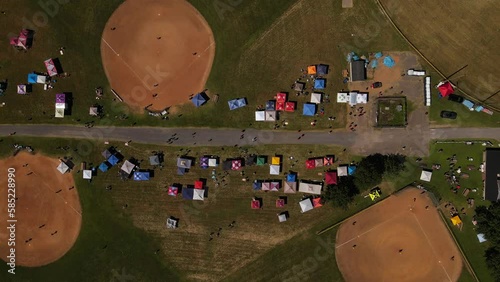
[307,65,317,75]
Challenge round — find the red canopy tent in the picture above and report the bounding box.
[276,92,287,103]
[276,199,285,207]
[194,180,203,189]
[438,82,454,97]
[313,197,323,208]
[285,102,296,112]
[306,159,316,169]
[276,101,285,111]
[251,199,261,209]
[325,171,338,185]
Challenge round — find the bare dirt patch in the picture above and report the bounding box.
[0,152,81,267]
[101,0,215,112]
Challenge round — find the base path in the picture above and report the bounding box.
[101,0,215,111]
[0,153,81,267]
[0,125,498,156]
[336,188,462,282]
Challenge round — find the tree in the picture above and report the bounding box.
[354,154,385,190]
[475,202,500,281]
[384,154,406,175]
[324,176,359,209]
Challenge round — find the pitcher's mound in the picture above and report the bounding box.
[0,153,81,267]
[101,0,215,111]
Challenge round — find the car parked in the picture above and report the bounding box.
[440,111,457,119]
[371,82,382,88]
[448,94,464,103]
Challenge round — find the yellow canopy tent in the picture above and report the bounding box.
[271,157,280,165]
[451,216,462,226]
[369,190,381,201]
[307,65,317,75]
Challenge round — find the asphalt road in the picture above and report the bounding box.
[0,125,498,156]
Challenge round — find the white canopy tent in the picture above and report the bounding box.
[278,213,287,222]
[55,108,64,118]
[255,111,265,121]
[298,182,322,195]
[121,160,136,174]
[420,170,433,182]
[356,93,368,104]
[82,170,92,179]
[337,166,348,176]
[265,111,276,122]
[270,164,280,175]
[36,75,47,84]
[337,92,349,103]
[299,198,314,213]
[310,93,322,104]
[57,162,69,174]
[208,158,218,167]
[193,189,205,201]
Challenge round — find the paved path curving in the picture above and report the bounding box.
[0,125,498,156]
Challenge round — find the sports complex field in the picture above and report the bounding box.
[336,188,462,281]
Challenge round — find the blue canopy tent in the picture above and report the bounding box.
[374,52,383,59]
[191,93,207,107]
[182,188,194,200]
[107,155,119,166]
[462,99,474,110]
[383,56,395,68]
[266,100,276,111]
[303,103,316,116]
[236,98,247,108]
[99,162,110,172]
[133,171,150,181]
[177,167,186,175]
[27,73,37,84]
[317,64,328,75]
[253,181,262,191]
[286,173,297,182]
[314,79,325,89]
[348,166,357,175]
[228,99,238,110]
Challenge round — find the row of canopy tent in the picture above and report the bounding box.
[337,92,368,106]
[199,156,219,168]
[27,73,48,84]
[307,64,329,76]
[55,93,66,118]
[228,98,247,110]
[299,197,323,213]
[437,82,492,114]
[305,156,335,169]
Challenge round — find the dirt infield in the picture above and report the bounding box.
[101,0,215,111]
[0,153,81,267]
[336,188,462,282]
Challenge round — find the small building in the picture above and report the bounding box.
[483,148,500,201]
[350,60,366,81]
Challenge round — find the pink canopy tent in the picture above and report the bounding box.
[10,29,30,50]
[44,58,59,77]
[231,159,242,170]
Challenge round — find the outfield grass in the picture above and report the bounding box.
[380,0,500,108]
[421,140,499,282]
[376,97,407,127]
[0,0,410,130]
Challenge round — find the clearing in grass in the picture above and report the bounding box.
[376,97,407,127]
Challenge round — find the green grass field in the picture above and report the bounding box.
[0,136,429,281]
[376,97,407,127]
[419,140,499,282]
[0,0,410,130]
[380,0,500,108]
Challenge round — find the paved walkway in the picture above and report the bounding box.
[0,125,498,156]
